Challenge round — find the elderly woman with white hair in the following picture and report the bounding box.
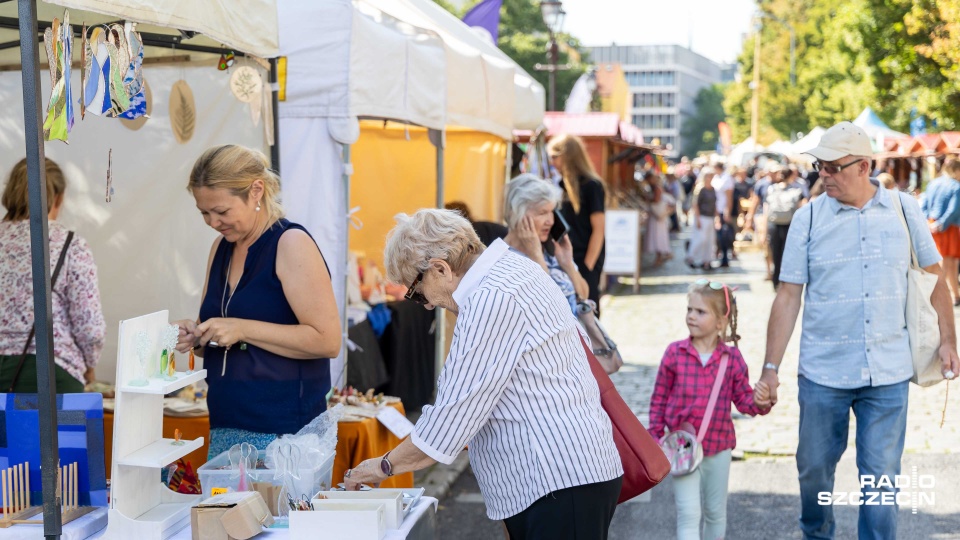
[503,174,589,314]
[343,209,623,539]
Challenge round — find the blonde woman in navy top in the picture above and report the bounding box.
[174,145,342,457]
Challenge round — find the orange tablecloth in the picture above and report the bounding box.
[103,403,413,489]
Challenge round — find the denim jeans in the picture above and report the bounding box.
[796,376,909,540]
[673,449,731,540]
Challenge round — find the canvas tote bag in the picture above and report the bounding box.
[889,192,943,386]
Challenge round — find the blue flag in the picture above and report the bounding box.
[462,0,503,44]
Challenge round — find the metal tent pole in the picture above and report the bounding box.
[16,0,61,538]
[429,129,446,381]
[340,143,352,389]
[269,58,281,174]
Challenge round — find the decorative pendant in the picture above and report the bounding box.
[169,80,196,144]
[218,51,235,71]
[105,148,113,203]
[229,66,261,103]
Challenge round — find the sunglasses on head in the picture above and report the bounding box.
[404,271,428,305]
[813,159,863,174]
[694,279,733,318]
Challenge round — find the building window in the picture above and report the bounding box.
[632,92,677,108]
[625,71,677,88]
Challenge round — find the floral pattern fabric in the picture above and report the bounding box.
[0,221,105,384]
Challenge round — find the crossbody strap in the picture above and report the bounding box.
[697,352,729,443]
[889,191,920,270]
[7,231,74,393]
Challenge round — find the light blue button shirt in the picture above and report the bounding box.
[779,182,942,389]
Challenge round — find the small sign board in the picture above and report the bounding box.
[604,209,642,292]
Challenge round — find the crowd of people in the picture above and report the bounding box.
[5,122,960,539]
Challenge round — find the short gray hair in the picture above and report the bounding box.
[503,174,563,229]
[384,209,484,286]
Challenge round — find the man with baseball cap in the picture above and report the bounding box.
[756,121,960,539]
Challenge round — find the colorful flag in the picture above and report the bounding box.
[462,0,503,44]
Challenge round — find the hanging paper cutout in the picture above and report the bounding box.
[42,12,74,142]
[169,80,196,144]
[229,66,261,103]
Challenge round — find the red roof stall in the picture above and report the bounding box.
[541,112,662,201]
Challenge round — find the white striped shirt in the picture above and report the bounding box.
[411,239,623,520]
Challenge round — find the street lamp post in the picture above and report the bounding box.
[538,1,566,111]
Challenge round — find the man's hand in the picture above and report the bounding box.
[939,344,959,380]
[757,369,780,408]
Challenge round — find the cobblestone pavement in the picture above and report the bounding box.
[601,233,960,456]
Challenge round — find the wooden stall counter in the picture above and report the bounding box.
[103,403,414,489]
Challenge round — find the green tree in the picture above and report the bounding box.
[435,0,587,111]
[681,84,726,157]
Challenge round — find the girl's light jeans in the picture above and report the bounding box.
[673,449,732,540]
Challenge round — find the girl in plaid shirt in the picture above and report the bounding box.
[650,280,772,540]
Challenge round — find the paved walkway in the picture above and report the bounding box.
[601,233,960,456]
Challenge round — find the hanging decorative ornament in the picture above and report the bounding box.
[80,23,87,120]
[83,27,110,116]
[105,148,113,203]
[229,66,261,103]
[249,82,263,126]
[169,80,197,144]
[116,22,146,120]
[104,24,131,117]
[217,51,235,71]
[120,79,151,131]
[42,12,73,142]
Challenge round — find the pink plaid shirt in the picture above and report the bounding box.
[649,338,768,457]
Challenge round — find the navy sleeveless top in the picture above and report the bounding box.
[199,219,331,434]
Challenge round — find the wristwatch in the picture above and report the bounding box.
[380,451,394,477]
[763,362,779,373]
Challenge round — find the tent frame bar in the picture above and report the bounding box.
[17,2,62,538]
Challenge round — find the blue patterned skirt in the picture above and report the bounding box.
[208,427,279,460]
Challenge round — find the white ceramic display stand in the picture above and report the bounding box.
[99,310,207,540]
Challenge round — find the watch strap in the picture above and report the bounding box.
[763,362,779,373]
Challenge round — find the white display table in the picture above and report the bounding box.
[79,497,438,540]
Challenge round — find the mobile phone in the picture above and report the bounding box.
[549,209,570,242]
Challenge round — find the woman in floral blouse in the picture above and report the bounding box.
[0,158,105,392]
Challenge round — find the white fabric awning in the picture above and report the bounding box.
[47,0,279,57]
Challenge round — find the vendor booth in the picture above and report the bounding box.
[0,0,547,538]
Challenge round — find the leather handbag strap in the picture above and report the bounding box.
[7,231,74,393]
[696,352,729,443]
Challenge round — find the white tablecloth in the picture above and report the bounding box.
[167,497,438,540]
[7,496,437,540]
[0,507,108,540]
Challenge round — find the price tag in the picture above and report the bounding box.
[211,487,228,496]
[376,407,415,439]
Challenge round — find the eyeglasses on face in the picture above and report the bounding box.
[813,159,863,174]
[404,271,429,305]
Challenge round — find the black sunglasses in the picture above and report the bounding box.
[814,159,863,174]
[404,272,428,305]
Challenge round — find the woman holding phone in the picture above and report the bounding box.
[502,174,588,315]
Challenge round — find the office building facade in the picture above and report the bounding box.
[587,45,724,158]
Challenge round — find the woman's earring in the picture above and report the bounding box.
[256,201,261,212]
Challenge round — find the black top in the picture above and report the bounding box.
[472,221,508,247]
[560,176,606,261]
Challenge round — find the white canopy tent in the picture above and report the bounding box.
[278,0,545,389]
[7,0,281,535]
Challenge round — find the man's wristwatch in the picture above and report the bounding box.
[763,362,779,373]
[380,451,394,478]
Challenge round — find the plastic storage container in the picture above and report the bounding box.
[197,449,335,501]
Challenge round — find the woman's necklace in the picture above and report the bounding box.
[219,253,238,375]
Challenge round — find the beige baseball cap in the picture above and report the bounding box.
[804,121,874,162]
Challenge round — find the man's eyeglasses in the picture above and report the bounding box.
[404,272,428,305]
[694,278,732,318]
[813,159,863,175]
